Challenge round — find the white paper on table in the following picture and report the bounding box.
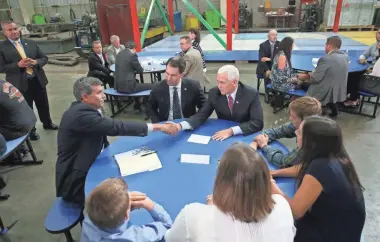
[187,134,211,144]
[114,151,162,177]
[312,58,319,67]
[180,154,210,165]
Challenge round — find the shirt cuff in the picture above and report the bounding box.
[231,126,243,136]
[147,123,153,132]
[179,121,192,130]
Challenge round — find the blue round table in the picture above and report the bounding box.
[85,119,296,225]
[109,56,171,83]
[292,53,369,72]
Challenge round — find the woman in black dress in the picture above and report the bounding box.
[271,115,366,242]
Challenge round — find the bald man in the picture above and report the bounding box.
[256,29,280,102]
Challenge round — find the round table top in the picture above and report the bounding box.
[291,53,369,73]
[109,56,171,73]
[85,119,296,225]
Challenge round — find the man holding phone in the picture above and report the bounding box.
[0,20,58,141]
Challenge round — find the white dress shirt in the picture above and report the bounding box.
[165,194,296,242]
[168,81,183,121]
[114,47,121,55]
[180,86,243,135]
[97,53,105,66]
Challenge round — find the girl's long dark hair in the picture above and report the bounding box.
[189,28,201,43]
[296,116,364,198]
[278,37,294,68]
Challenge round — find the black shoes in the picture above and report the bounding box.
[29,131,40,141]
[43,123,59,130]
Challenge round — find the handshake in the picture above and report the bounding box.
[153,122,182,135]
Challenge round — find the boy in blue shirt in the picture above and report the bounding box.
[81,178,172,242]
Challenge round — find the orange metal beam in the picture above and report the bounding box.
[168,0,175,31]
[234,0,239,34]
[130,0,142,51]
[227,0,232,50]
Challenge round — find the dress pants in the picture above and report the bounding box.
[23,76,52,131]
[346,71,365,101]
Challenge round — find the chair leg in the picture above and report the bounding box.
[257,78,261,91]
[373,96,380,118]
[358,95,365,114]
[64,230,74,242]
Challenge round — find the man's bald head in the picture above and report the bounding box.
[268,29,278,43]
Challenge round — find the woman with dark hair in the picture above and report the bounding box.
[272,116,366,242]
[178,28,207,72]
[166,143,295,242]
[270,37,309,92]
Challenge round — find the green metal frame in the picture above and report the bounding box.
[141,0,174,48]
[182,0,226,49]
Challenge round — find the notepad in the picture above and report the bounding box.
[187,134,211,144]
[114,147,162,177]
[180,154,210,165]
[312,58,319,67]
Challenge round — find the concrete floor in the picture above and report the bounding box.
[0,60,379,242]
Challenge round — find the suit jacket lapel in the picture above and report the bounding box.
[218,91,230,116]
[162,82,170,118]
[181,80,187,111]
[232,84,243,116]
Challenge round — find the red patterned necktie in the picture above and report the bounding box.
[228,95,234,113]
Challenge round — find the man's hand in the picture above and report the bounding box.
[206,195,213,205]
[261,57,271,62]
[131,196,155,211]
[164,122,181,135]
[255,134,269,148]
[212,128,233,141]
[26,58,37,66]
[17,58,28,68]
[359,58,367,64]
[153,123,179,135]
[250,141,258,150]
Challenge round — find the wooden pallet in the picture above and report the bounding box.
[325,25,376,32]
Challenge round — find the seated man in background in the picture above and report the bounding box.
[81,178,172,242]
[87,40,114,88]
[171,65,264,141]
[0,80,36,140]
[359,29,380,64]
[105,35,125,65]
[251,96,322,168]
[147,57,207,123]
[56,77,177,206]
[180,36,209,90]
[307,36,348,118]
[114,41,153,94]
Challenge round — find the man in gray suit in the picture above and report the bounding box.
[106,35,125,65]
[307,36,348,118]
[180,36,209,89]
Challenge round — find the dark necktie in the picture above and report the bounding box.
[228,95,234,113]
[271,44,274,59]
[172,87,182,119]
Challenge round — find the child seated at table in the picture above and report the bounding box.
[81,178,172,242]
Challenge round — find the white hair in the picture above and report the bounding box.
[217,65,240,81]
[268,29,277,35]
[110,35,119,43]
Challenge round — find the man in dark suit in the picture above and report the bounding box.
[0,20,57,140]
[87,40,114,88]
[171,65,264,141]
[56,77,178,205]
[114,41,153,94]
[147,57,206,123]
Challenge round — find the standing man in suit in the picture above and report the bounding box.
[56,77,178,205]
[307,36,348,118]
[147,57,206,123]
[180,36,209,90]
[105,35,125,65]
[257,29,280,102]
[0,20,58,140]
[170,65,264,141]
[87,40,114,88]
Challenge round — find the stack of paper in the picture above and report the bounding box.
[187,134,211,144]
[312,58,319,67]
[180,154,210,165]
[114,148,162,177]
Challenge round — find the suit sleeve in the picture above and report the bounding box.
[73,108,148,136]
[310,57,329,83]
[194,81,207,110]
[0,49,20,73]
[259,43,266,60]
[105,47,116,65]
[239,91,264,135]
[147,87,160,123]
[186,93,215,129]
[183,54,192,76]
[132,54,144,73]
[34,43,48,68]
